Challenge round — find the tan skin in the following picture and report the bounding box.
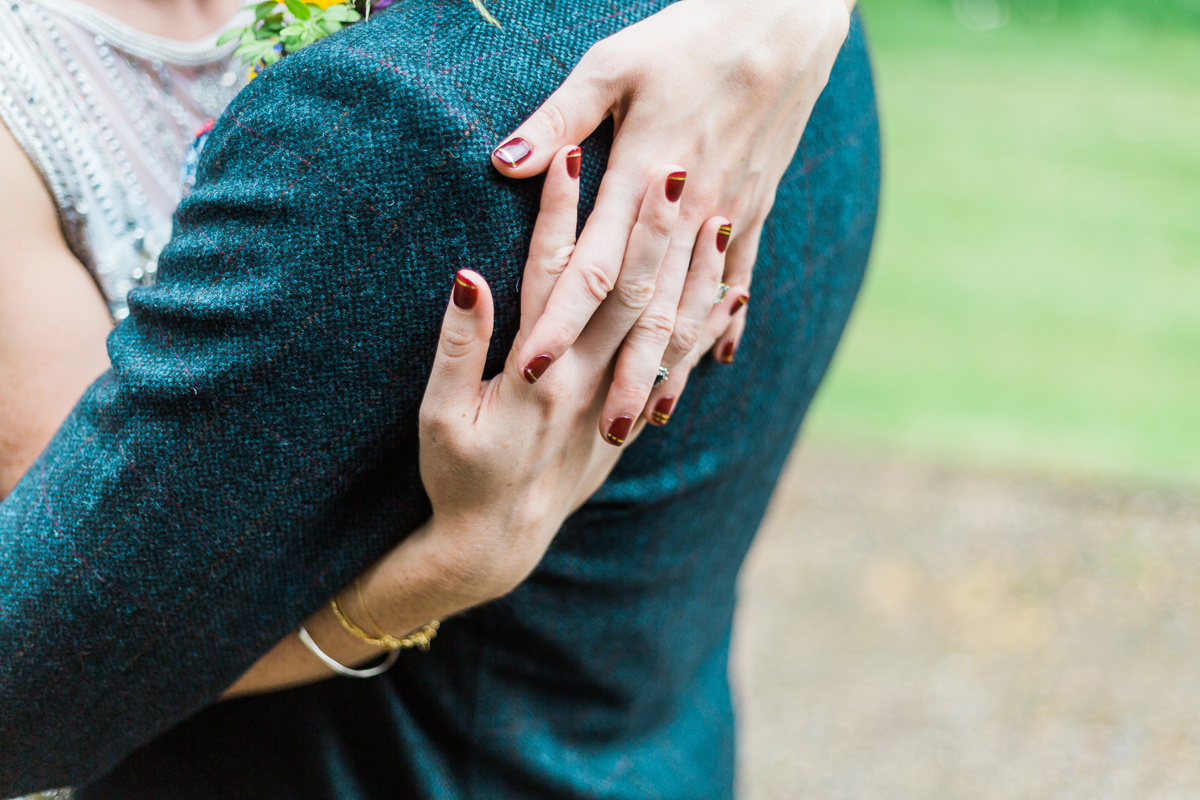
[0,0,241,495]
[81,0,241,39]
[2,0,859,699]
[0,125,113,497]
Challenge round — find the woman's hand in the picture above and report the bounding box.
[415,156,689,604]
[492,0,853,424]
[225,149,688,697]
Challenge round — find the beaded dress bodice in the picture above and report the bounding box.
[0,0,246,319]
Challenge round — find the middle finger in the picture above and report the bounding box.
[575,167,686,445]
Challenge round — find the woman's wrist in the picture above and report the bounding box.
[361,516,511,634]
[223,523,466,699]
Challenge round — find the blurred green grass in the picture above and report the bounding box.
[803,0,1200,486]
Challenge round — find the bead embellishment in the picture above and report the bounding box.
[0,1,244,320]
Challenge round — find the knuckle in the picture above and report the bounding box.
[528,240,575,279]
[734,48,777,87]
[418,402,438,431]
[418,403,454,443]
[438,324,477,358]
[545,242,576,273]
[631,307,676,343]
[534,375,572,407]
[668,316,703,357]
[534,318,578,362]
[533,101,571,142]
[580,41,621,82]
[678,186,719,218]
[578,260,618,306]
[632,216,674,250]
[612,273,658,312]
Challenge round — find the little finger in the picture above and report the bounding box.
[643,281,747,418]
[713,310,747,367]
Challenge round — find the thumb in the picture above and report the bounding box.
[424,270,495,415]
[491,60,620,178]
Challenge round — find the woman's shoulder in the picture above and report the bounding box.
[0,121,73,263]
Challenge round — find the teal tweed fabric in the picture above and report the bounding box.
[0,1,880,797]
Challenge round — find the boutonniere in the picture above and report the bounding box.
[219,0,500,79]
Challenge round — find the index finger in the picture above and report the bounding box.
[516,145,583,337]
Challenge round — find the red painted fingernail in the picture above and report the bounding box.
[452,271,478,310]
[605,415,634,446]
[731,293,749,315]
[665,171,687,203]
[523,353,552,384]
[719,340,736,364]
[494,137,533,168]
[650,396,676,426]
[566,146,582,179]
[716,224,732,253]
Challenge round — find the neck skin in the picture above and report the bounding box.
[73,0,242,40]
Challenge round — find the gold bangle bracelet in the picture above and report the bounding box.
[329,594,441,652]
[356,578,391,640]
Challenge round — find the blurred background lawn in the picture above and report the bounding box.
[734,4,1200,796]
[802,0,1200,487]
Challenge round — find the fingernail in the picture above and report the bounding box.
[650,396,676,426]
[523,353,552,384]
[716,224,732,253]
[452,271,478,310]
[566,146,582,179]
[605,415,634,446]
[731,293,749,315]
[719,340,736,364]
[494,137,533,168]
[665,171,687,203]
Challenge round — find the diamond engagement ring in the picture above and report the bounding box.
[654,365,670,387]
[713,283,730,305]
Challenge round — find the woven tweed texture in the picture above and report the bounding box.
[0,1,880,797]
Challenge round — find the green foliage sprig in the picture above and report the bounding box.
[217,0,361,73]
[218,0,501,77]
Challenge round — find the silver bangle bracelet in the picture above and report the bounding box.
[298,624,401,679]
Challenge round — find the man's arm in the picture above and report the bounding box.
[0,19,535,792]
[0,0,695,790]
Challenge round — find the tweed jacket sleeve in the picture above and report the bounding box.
[0,2,673,791]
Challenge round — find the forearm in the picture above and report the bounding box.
[0,53,441,791]
[224,521,483,697]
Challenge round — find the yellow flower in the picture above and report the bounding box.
[305,0,344,8]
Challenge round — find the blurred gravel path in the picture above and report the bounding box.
[733,447,1200,799]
